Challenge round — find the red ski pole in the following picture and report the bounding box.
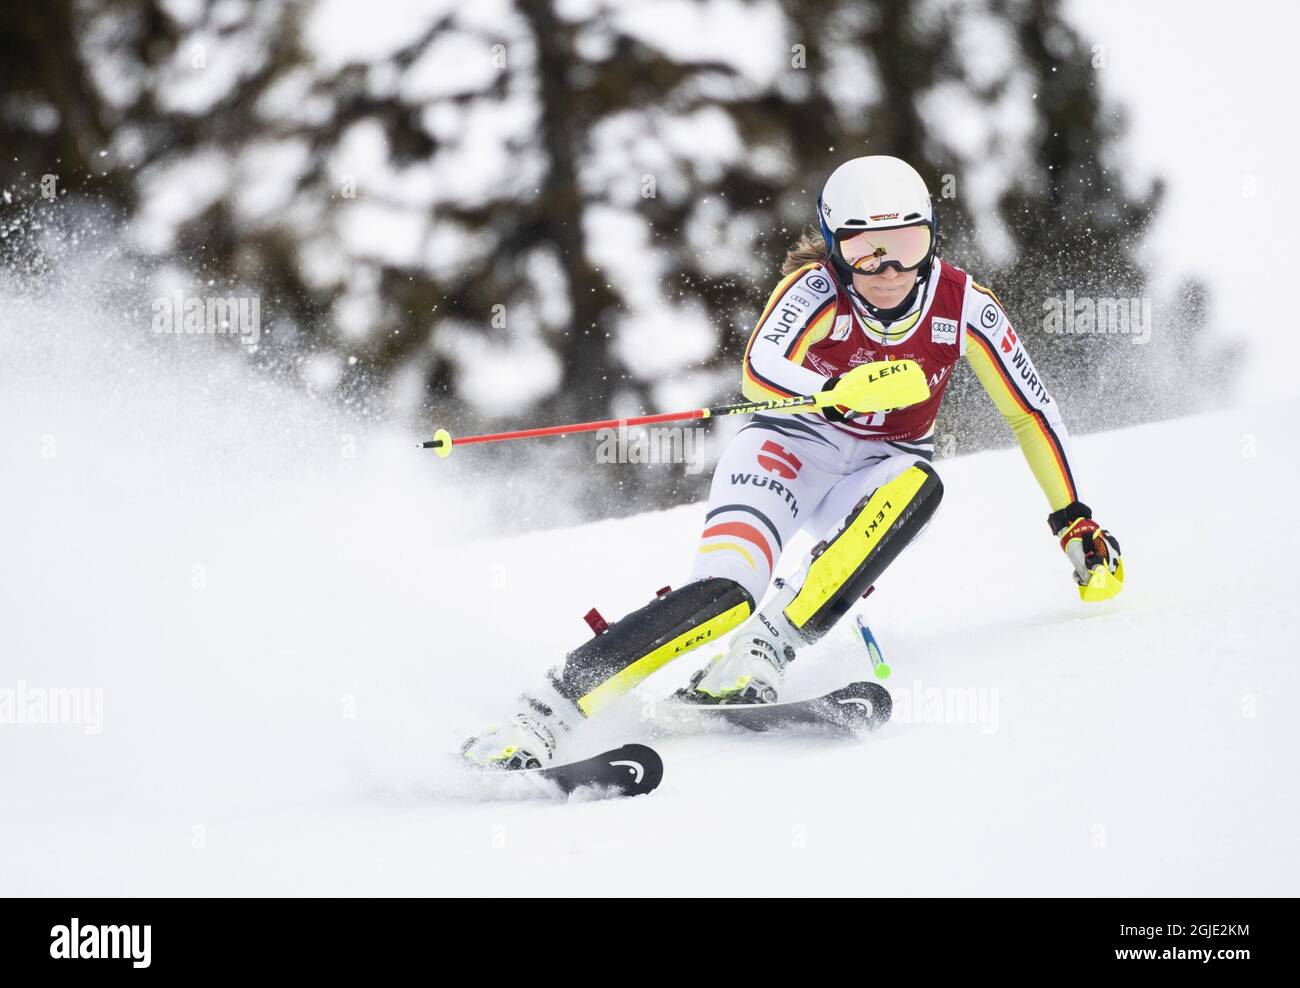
[419,394,818,457]
[420,359,929,458]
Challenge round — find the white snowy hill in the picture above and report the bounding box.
[2,296,1297,896]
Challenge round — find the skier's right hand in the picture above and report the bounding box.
[819,372,862,423]
[819,359,930,417]
[820,379,852,423]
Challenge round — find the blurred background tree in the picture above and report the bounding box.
[0,0,1235,521]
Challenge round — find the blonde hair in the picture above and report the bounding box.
[781,226,829,275]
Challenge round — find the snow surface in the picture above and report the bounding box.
[2,281,1297,896]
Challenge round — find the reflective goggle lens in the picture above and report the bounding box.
[838,225,932,273]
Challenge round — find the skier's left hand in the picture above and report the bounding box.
[1048,502,1123,602]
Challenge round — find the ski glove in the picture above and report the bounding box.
[1048,501,1123,602]
[820,361,931,422]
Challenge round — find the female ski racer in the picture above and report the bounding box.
[463,155,1123,769]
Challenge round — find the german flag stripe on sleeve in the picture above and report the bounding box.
[785,300,835,362]
[970,280,1008,311]
[965,324,1078,509]
[743,351,800,400]
[741,264,836,403]
[742,266,811,400]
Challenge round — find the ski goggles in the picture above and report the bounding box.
[836,223,933,274]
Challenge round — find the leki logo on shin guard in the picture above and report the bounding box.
[675,628,714,652]
[864,501,892,536]
[757,440,802,480]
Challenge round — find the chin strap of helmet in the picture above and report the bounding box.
[849,271,925,323]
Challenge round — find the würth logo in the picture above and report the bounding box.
[757,440,802,480]
[50,918,151,968]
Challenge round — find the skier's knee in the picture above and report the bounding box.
[689,548,770,609]
[690,505,785,605]
[552,577,755,717]
[784,462,943,643]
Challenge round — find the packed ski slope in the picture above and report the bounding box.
[2,299,1297,896]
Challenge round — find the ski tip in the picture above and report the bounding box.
[508,743,665,800]
[606,743,664,795]
[830,681,892,731]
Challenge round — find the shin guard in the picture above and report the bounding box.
[783,462,943,643]
[552,577,754,717]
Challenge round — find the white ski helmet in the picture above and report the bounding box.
[817,156,937,286]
